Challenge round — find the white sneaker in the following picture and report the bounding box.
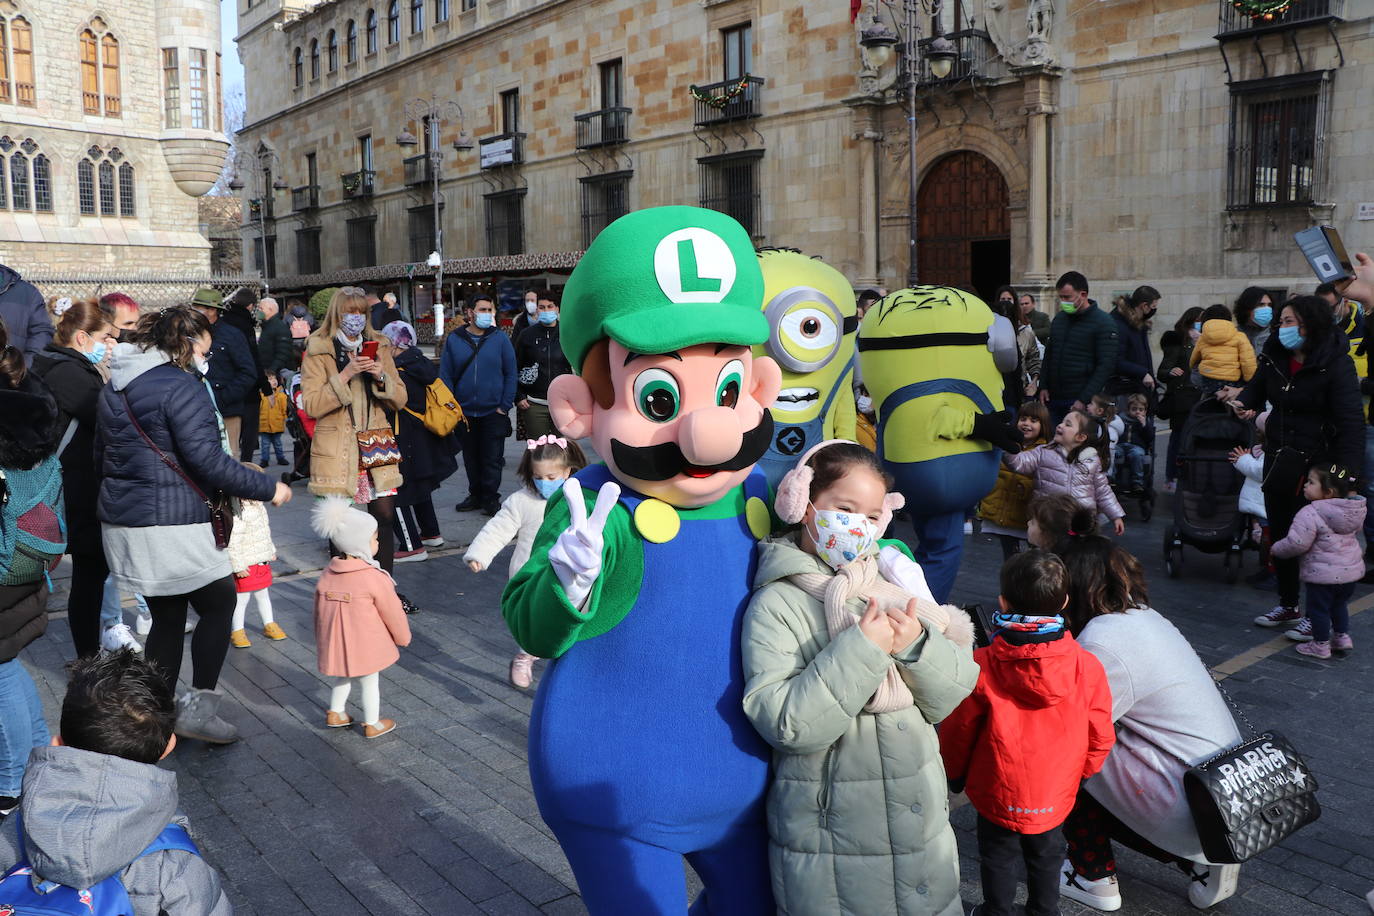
[1186,862,1239,909]
[1060,861,1122,911]
[421,535,445,548]
[101,623,142,653]
[185,618,196,634]
[1284,617,1314,642]
[134,611,151,637]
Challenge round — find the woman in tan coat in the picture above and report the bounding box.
[301,288,410,578]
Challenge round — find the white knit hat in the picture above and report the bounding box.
[311,497,377,561]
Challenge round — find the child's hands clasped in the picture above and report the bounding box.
[886,598,925,655]
[858,598,894,650]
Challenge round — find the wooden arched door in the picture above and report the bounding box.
[916,151,1010,303]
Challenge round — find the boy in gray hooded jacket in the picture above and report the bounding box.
[0,650,232,915]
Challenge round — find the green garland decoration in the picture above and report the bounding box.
[1230,0,1292,20]
[688,73,753,110]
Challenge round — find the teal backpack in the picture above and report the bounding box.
[0,454,66,587]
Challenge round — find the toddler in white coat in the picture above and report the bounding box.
[465,436,587,688]
[228,463,285,648]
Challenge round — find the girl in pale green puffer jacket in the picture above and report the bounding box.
[742,442,980,916]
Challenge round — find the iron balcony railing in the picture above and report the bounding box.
[1217,0,1343,38]
[692,76,763,126]
[575,107,632,149]
[479,132,525,169]
[403,154,436,187]
[291,184,319,211]
[341,169,375,199]
[917,29,1006,85]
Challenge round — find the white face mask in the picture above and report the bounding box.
[525,300,538,315]
[807,506,879,570]
[193,356,210,375]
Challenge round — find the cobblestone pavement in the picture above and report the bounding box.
[23,431,1374,915]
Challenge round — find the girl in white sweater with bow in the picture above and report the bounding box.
[465,436,586,688]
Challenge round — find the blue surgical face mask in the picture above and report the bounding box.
[1193,321,1203,332]
[1252,306,1273,328]
[84,342,106,364]
[533,477,564,499]
[1278,324,1304,350]
[537,309,558,326]
[474,312,495,330]
[340,313,367,337]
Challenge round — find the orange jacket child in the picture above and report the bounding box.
[259,390,288,434]
[1190,319,1256,383]
[311,498,411,738]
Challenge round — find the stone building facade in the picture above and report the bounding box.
[0,0,228,276]
[236,0,1371,329]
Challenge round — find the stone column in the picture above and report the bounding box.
[1016,67,1061,297]
[846,97,886,289]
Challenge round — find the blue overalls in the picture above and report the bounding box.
[528,464,774,915]
[757,377,846,491]
[878,380,1001,603]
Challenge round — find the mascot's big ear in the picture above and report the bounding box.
[750,354,783,412]
[549,374,597,441]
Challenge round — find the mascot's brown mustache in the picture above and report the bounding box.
[611,412,775,482]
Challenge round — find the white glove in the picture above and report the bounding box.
[877,545,935,604]
[547,477,621,609]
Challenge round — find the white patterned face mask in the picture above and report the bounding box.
[807,506,878,570]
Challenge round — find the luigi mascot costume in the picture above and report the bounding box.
[502,207,783,914]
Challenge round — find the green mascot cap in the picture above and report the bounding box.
[560,205,769,373]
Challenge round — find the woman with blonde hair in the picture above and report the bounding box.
[300,288,414,607]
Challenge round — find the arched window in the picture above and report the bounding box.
[365,10,377,54]
[11,18,33,106]
[81,30,100,114]
[410,0,423,34]
[32,153,49,212]
[345,20,357,63]
[309,39,319,79]
[98,160,115,215]
[101,34,121,116]
[293,47,302,87]
[434,0,449,22]
[327,30,337,71]
[9,152,27,209]
[78,159,95,214]
[387,1,400,44]
[118,161,135,216]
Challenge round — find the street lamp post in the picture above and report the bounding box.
[397,95,471,356]
[228,149,287,295]
[860,0,956,288]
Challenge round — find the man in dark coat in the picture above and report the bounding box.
[1039,271,1118,425]
[189,288,258,452]
[368,288,404,330]
[514,290,571,439]
[256,297,294,377]
[0,263,52,365]
[219,287,269,461]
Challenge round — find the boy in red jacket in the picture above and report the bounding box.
[940,549,1115,916]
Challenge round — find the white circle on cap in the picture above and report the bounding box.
[653,228,736,304]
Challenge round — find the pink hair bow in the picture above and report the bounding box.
[527,435,568,450]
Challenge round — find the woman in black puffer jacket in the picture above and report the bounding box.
[97,307,291,745]
[1227,295,1364,627]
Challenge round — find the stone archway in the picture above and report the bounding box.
[916,150,1010,304]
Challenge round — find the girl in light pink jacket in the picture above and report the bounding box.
[1003,409,1126,535]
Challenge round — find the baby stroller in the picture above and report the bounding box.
[281,370,313,485]
[1163,396,1255,583]
[1108,393,1157,522]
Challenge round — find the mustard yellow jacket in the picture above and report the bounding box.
[1190,319,1256,382]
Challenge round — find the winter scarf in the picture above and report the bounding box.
[991,612,1064,643]
[787,554,975,713]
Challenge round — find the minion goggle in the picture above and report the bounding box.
[857,314,1020,374]
[763,286,860,373]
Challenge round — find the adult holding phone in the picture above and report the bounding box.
[1218,295,1363,633]
[301,288,411,590]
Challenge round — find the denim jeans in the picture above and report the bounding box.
[259,432,287,463]
[100,578,149,631]
[1117,442,1147,490]
[0,659,49,797]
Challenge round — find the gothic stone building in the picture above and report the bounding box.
[236,0,1370,327]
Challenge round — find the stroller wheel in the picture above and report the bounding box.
[1163,527,1182,579]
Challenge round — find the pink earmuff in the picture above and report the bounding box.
[774,439,905,536]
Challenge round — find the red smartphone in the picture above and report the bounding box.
[360,340,379,360]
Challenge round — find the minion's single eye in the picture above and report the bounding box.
[633,368,680,423]
[780,307,839,357]
[800,317,822,338]
[715,359,744,409]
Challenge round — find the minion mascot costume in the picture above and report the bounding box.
[502,206,782,914]
[753,249,858,489]
[858,286,1022,603]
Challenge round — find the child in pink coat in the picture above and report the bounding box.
[311,498,412,738]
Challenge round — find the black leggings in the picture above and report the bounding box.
[143,576,237,693]
[368,495,396,574]
[66,551,109,658]
[1263,453,1308,609]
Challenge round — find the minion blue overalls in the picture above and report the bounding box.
[527,463,776,915]
[756,378,846,491]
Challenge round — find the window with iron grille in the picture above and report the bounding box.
[1227,72,1330,210]
[32,153,49,212]
[9,152,27,210]
[409,204,442,262]
[580,172,630,248]
[296,227,322,274]
[699,151,762,238]
[348,216,377,267]
[78,159,95,214]
[484,190,525,256]
[190,49,207,128]
[99,161,116,215]
[253,236,277,275]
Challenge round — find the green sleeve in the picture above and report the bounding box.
[892,624,979,725]
[501,486,643,659]
[877,538,914,560]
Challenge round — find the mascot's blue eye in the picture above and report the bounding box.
[716,359,744,409]
[633,368,681,423]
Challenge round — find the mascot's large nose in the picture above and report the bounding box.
[679,406,745,467]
